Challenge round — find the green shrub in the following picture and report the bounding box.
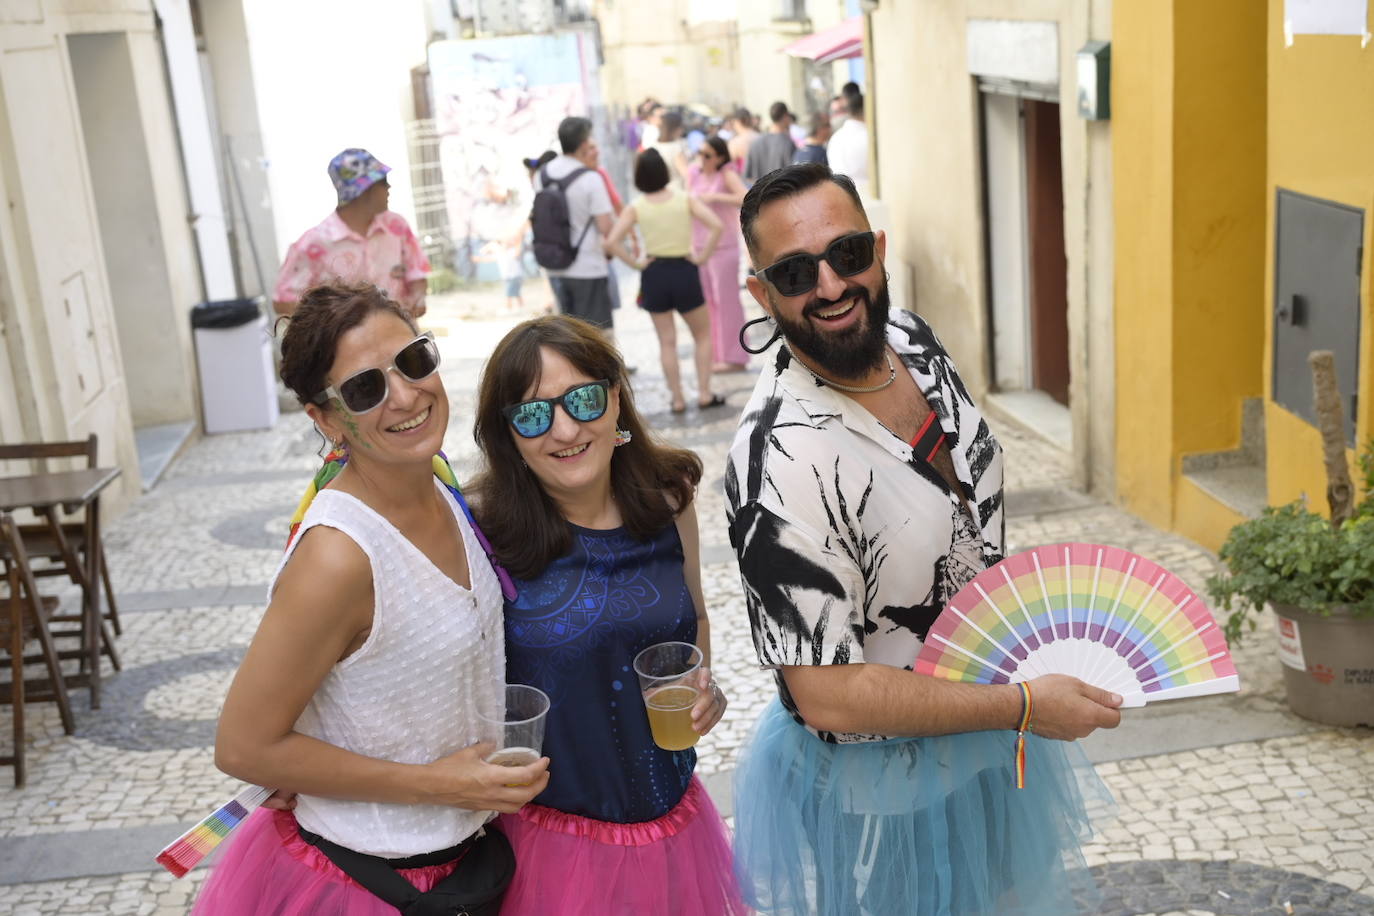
[1207,441,1374,644]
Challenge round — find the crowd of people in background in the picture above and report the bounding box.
[505,87,872,398]
[270,85,871,408]
[630,84,868,187]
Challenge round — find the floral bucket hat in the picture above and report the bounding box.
[328,148,391,205]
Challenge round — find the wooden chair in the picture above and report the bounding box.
[1,512,76,788]
[0,435,123,644]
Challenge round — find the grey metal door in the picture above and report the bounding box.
[1272,189,1363,444]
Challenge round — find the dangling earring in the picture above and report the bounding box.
[614,428,633,447]
[739,315,781,355]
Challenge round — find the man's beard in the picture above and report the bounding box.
[772,277,891,381]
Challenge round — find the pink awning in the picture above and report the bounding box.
[782,16,864,65]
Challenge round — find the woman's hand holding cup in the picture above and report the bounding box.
[690,666,727,736]
[424,742,549,813]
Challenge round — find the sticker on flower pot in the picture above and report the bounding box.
[1275,616,1306,670]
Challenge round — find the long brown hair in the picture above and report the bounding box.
[468,316,702,581]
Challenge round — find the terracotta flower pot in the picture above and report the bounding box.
[1271,604,1374,727]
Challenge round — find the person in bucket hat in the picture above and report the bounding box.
[274,148,430,318]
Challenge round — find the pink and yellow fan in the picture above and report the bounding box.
[914,543,1239,706]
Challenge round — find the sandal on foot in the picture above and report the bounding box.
[698,394,727,409]
[670,400,687,414]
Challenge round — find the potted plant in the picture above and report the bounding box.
[1206,441,1374,727]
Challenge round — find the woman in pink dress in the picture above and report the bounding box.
[687,137,751,371]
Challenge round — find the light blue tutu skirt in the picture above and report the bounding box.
[732,701,1115,916]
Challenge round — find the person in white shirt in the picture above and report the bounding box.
[194,284,549,914]
[826,83,870,196]
[534,118,617,329]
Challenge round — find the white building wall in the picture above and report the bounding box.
[154,0,236,301]
[198,0,280,300]
[0,28,139,502]
[0,0,237,509]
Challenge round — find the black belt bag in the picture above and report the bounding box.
[299,823,515,916]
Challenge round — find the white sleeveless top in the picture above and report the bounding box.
[271,478,504,857]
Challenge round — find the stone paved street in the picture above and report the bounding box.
[1,287,1371,915]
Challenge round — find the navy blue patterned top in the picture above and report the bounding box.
[504,522,697,823]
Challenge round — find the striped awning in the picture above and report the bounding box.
[782,15,864,65]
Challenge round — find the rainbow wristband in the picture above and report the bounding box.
[1014,682,1033,789]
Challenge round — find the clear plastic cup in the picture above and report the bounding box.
[633,641,703,751]
[478,684,550,767]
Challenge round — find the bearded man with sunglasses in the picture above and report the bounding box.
[724,164,1120,916]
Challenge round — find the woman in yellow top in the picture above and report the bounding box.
[604,148,724,414]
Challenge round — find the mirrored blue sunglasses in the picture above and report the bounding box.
[502,380,611,438]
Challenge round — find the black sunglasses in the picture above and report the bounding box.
[502,380,611,438]
[753,231,877,297]
[311,333,440,415]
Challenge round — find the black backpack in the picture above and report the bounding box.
[530,164,594,269]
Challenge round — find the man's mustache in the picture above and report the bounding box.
[803,287,871,319]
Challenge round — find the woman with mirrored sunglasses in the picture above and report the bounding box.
[603,148,727,414]
[466,315,746,915]
[194,283,547,915]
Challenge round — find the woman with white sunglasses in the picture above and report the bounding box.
[194,283,547,914]
[465,315,747,915]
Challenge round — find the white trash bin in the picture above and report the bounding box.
[191,299,279,434]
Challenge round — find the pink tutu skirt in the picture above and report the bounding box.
[497,776,748,915]
[191,808,462,915]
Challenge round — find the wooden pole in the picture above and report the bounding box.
[1309,350,1354,528]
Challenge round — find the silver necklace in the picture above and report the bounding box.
[788,345,897,393]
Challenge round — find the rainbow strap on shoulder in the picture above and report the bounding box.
[287,449,516,600]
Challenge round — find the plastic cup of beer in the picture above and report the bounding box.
[478,684,550,769]
[633,641,703,751]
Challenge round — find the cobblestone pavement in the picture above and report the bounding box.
[1,287,1370,914]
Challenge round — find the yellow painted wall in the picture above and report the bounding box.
[1171,1,1266,459]
[1114,0,1267,545]
[1113,0,1176,529]
[1264,0,1374,510]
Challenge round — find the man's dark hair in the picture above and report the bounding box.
[633,148,670,193]
[739,163,866,262]
[659,110,683,140]
[558,116,593,154]
[842,82,864,118]
[731,107,753,127]
[769,101,790,124]
[808,111,830,137]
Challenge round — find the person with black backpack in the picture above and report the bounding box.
[529,117,616,330]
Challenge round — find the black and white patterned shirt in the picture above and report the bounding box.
[725,309,1005,743]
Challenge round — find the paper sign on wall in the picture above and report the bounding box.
[1275,616,1307,671]
[1285,0,1370,46]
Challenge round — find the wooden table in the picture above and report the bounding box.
[0,467,121,708]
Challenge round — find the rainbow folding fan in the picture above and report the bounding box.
[914,543,1239,706]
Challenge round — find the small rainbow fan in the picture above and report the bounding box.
[914,543,1239,706]
[156,784,273,877]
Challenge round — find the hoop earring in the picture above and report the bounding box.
[614,428,633,447]
[739,315,782,355]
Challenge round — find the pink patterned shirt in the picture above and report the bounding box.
[274,210,430,308]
